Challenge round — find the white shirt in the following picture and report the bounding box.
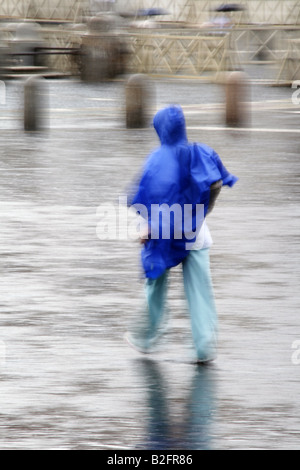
[189,220,213,251]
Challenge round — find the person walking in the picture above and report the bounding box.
[126,105,238,364]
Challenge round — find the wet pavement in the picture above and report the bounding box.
[0,71,300,449]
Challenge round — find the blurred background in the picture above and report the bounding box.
[0,0,299,83]
[0,0,300,451]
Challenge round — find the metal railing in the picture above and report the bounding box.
[126,30,238,77]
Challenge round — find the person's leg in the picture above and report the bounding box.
[182,249,218,362]
[126,270,169,352]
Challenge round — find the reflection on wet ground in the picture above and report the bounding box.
[135,359,217,450]
[0,75,299,449]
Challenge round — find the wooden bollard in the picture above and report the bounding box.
[225,72,249,127]
[24,75,47,131]
[125,74,152,129]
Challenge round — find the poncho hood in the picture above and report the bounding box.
[153,105,188,146]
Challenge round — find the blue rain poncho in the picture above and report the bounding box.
[129,105,238,279]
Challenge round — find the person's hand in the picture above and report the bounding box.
[139,226,150,245]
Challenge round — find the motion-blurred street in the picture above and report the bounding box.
[0,74,299,449]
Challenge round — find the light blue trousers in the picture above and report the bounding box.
[129,249,218,361]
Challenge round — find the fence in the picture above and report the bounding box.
[115,0,300,25]
[1,1,300,82]
[126,31,238,78]
[0,0,83,21]
[0,1,300,25]
[276,37,300,83]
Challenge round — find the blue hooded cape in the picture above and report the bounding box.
[129,105,238,279]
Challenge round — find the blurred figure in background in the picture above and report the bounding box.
[89,0,115,14]
[126,105,238,364]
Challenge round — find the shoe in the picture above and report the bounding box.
[195,357,216,366]
[124,332,151,355]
